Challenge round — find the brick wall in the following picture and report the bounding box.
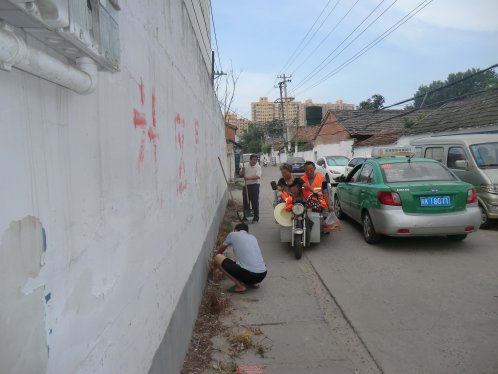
[315,112,351,145]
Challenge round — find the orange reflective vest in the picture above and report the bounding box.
[281,191,290,201]
[285,196,293,211]
[301,173,327,208]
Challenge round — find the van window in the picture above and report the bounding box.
[424,147,444,162]
[447,147,468,169]
[470,142,498,168]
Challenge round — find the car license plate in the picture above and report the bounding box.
[420,196,451,207]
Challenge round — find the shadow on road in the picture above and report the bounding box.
[339,216,478,254]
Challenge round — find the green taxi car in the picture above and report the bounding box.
[333,148,481,243]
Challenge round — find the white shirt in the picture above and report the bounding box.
[242,162,262,185]
[223,231,266,273]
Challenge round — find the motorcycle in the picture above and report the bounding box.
[272,182,323,259]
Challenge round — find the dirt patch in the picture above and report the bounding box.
[182,196,271,373]
[181,279,229,374]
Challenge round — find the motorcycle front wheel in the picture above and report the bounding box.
[293,234,303,259]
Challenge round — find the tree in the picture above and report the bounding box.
[216,61,241,122]
[264,119,285,139]
[413,68,498,108]
[261,143,271,155]
[239,125,264,154]
[358,94,385,110]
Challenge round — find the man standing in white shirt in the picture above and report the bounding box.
[214,223,267,293]
[240,154,262,223]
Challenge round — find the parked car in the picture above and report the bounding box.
[344,157,370,176]
[316,156,349,179]
[333,147,481,244]
[286,156,306,176]
[279,157,331,205]
[283,157,329,181]
[411,134,498,228]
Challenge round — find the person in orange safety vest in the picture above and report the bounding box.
[301,161,332,212]
[284,185,304,211]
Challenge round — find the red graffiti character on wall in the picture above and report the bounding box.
[133,77,159,171]
[175,113,187,194]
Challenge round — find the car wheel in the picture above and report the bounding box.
[362,212,381,244]
[447,234,467,241]
[479,204,490,229]
[333,196,345,219]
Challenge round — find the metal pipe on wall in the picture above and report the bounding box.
[0,22,98,94]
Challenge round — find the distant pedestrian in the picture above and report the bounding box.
[214,223,267,293]
[240,154,261,223]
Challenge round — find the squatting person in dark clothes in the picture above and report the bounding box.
[214,223,267,294]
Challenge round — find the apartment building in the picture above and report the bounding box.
[251,97,354,127]
[225,113,250,133]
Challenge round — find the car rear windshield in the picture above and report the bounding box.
[469,142,498,168]
[326,157,348,166]
[380,161,456,183]
[288,157,305,163]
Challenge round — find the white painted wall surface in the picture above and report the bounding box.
[0,1,226,373]
[293,150,315,161]
[314,141,354,159]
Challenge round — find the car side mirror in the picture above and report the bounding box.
[334,175,346,183]
[454,160,469,170]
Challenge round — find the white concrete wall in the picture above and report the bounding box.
[0,1,226,373]
[293,150,316,161]
[314,140,355,159]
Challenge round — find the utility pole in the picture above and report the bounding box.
[294,110,299,156]
[211,51,226,86]
[276,74,292,151]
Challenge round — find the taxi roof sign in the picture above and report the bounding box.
[371,146,417,158]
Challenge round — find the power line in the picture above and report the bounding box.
[278,0,335,75]
[312,63,498,137]
[218,101,252,123]
[283,0,343,74]
[189,0,212,64]
[209,0,222,72]
[290,0,361,76]
[259,0,338,102]
[315,88,498,138]
[370,63,498,112]
[294,0,432,96]
[291,0,393,93]
[365,87,498,129]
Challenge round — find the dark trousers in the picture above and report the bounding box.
[243,184,260,220]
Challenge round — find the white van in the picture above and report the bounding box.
[239,153,253,170]
[411,134,498,228]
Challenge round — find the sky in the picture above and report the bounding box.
[211,0,498,119]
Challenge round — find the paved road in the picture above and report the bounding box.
[261,166,498,374]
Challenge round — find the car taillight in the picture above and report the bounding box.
[378,191,402,206]
[466,189,478,204]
